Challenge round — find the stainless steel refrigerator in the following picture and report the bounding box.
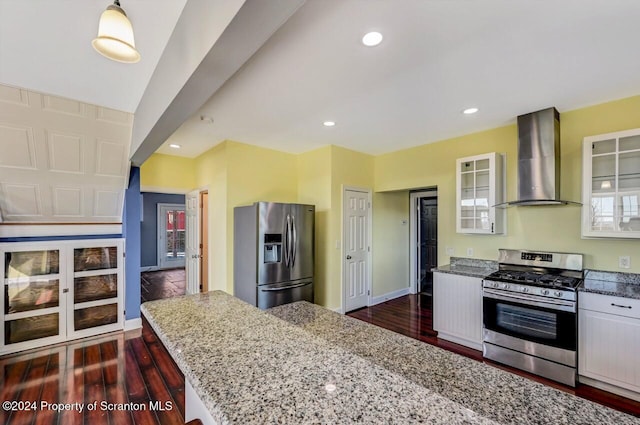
[234,202,314,309]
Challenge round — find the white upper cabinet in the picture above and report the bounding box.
[456,152,505,234]
[582,128,640,238]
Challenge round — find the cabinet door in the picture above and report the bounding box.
[578,308,640,392]
[582,129,640,238]
[1,246,67,354]
[456,153,504,234]
[67,241,124,340]
[433,272,483,349]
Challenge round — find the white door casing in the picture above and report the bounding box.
[343,187,372,313]
[185,191,200,295]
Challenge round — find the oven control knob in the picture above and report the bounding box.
[541,289,549,296]
[492,282,499,288]
[502,283,510,290]
[521,287,529,293]
[554,291,563,297]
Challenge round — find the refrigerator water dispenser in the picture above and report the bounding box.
[263,234,282,263]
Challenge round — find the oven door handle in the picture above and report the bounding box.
[483,288,576,313]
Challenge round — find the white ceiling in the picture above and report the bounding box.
[1,1,639,159]
[158,0,640,157]
[0,0,187,113]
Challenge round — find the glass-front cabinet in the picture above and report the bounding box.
[456,152,505,234]
[1,239,124,354]
[583,129,640,238]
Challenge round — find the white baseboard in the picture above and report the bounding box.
[370,287,411,306]
[331,306,344,314]
[124,318,142,331]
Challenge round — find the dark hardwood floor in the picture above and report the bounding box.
[0,318,186,425]
[348,293,640,418]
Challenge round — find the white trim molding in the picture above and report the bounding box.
[0,223,122,238]
[409,189,437,294]
[141,185,190,195]
[370,287,411,306]
[124,318,142,331]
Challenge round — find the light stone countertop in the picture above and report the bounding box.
[268,301,640,425]
[579,270,640,300]
[433,257,498,279]
[141,291,499,425]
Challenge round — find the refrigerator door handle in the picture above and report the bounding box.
[291,215,297,267]
[283,214,290,267]
[260,281,312,291]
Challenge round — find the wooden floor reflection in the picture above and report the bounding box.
[0,320,185,425]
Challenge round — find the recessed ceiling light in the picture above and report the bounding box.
[200,115,214,123]
[169,144,181,149]
[362,32,383,47]
[323,121,336,127]
[463,107,479,115]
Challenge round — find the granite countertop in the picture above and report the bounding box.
[579,270,640,300]
[433,257,498,279]
[269,301,640,425]
[142,291,499,425]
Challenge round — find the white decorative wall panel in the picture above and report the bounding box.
[52,187,82,217]
[46,131,84,173]
[0,86,29,106]
[96,107,132,126]
[96,139,126,177]
[0,84,132,223]
[42,95,86,117]
[94,190,122,218]
[0,124,36,169]
[0,183,41,216]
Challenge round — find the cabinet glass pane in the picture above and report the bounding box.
[476,159,489,170]
[619,151,640,190]
[590,196,615,231]
[592,155,616,192]
[460,218,475,230]
[5,313,59,344]
[74,274,117,304]
[5,279,59,314]
[620,135,640,152]
[460,161,474,172]
[619,194,640,231]
[74,247,118,272]
[74,303,117,331]
[592,139,616,155]
[4,250,59,278]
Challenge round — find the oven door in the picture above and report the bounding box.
[483,287,576,352]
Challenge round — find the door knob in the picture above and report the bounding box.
[346,255,352,259]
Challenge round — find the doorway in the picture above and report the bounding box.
[409,190,438,295]
[157,203,186,269]
[199,190,209,292]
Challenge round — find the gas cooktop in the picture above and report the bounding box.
[485,269,582,290]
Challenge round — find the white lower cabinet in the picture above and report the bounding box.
[578,292,640,401]
[433,271,483,350]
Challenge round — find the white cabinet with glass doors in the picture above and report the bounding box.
[582,128,640,238]
[456,152,505,234]
[1,239,124,355]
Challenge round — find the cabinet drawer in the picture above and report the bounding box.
[579,292,640,319]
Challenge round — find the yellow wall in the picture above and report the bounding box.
[140,153,196,191]
[375,95,640,273]
[297,147,332,306]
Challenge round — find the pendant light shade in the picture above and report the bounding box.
[92,0,140,63]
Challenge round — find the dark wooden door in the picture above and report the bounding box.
[419,197,438,294]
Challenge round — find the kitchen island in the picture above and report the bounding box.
[142,291,639,424]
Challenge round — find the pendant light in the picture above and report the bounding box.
[92,0,140,63]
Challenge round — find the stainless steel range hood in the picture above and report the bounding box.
[503,107,579,206]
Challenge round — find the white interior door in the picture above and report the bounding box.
[344,188,371,312]
[157,203,186,269]
[185,191,200,294]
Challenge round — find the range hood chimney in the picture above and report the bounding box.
[505,107,579,206]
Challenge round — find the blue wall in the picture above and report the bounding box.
[141,192,185,267]
[124,166,141,321]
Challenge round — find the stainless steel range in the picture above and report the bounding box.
[482,249,583,387]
